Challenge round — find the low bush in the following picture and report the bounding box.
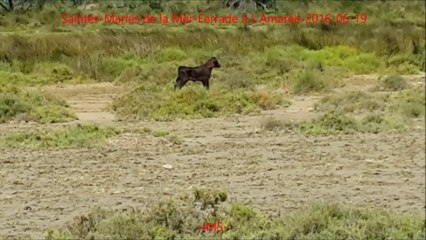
[261,117,294,132]
[293,69,329,94]
[316,88,425,120]
[45,189,425,239]
[298,111,361,135]
[111,85,289,121]
[0,85,76,124]
[268,111,406,136]
[389,87,425,118]
[301,45,382,74]
[298,88,426,135]
[315,91,388,114]
[379,74,410,91]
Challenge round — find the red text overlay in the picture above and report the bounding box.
[60,13,368,25]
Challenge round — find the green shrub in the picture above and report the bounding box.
[360,114,405,134]
[301,46,382,73]
[158,47,188,62]
[293,70,329,94]
[386,54,424,74]
[390,87,425,118]
[111,85,289,121]
[298,111,360,135]
[0,86,76,124]
[296,111,404,136]
[379,74,410,91]
[32,62,75,83]
[315,91,388,114]
[261,117,294,132]
[0,93,28,123]
[29,105,76,124]
[218,70,257,90]
[45,190,426,240]
[101,57,139,80]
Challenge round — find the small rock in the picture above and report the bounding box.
[162,164,173,169]
[24,206,32,211]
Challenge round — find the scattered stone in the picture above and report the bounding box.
[162,164,173,169]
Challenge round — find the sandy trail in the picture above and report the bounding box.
[41,82,120,124]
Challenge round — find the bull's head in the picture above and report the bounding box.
[209,57,221,68]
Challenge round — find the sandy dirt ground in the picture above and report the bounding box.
[0,78,425,239]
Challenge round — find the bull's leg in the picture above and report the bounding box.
[174,77,180,91]
[202,80,210,90]
[180,79,190,88]
[175,77,189,90]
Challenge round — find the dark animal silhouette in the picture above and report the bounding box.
[174,57,221,90]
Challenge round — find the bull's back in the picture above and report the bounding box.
[177,65,211,79]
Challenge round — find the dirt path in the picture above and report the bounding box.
[42,82,122,124]
[0,80,425,239]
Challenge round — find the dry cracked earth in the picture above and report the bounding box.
[0,77,425,239]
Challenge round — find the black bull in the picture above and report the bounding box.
[174,57,221,90]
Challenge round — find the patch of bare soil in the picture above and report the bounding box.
[0,79,425,239]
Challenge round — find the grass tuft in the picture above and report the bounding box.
[0,124,121,150]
